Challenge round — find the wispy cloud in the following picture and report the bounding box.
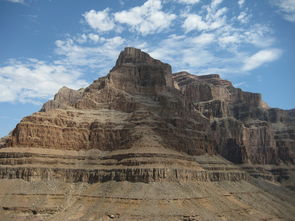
[29,0,282,75]
[114,0,176,35]
[0,59,88,103]
[242,49,282,71]
[142,0,277,75]
[0,0,283,104]
[182,0,227,33]
[237,11,249,24]
[83,9,116,32]
[238,0,245,8]
[0,31,126,104]
[192,33,215,45]
[177,0,201,4]
[5,0,24,3]
[272,0,295,22]
[54,35,125,70]
[83,0,177,36]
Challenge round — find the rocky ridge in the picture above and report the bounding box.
[0,47,294,220]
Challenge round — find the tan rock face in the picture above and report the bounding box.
[1,47,294,166]
[110,48,173,94]
[41,86,84,112]
[0,47,294,220]
[3,48,215,156]
[173,71,294,165]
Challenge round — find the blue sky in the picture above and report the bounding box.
[0,0,295,137]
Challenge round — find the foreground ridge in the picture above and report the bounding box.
[0,47,294,221]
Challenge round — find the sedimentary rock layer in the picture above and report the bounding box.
[0,47,294,220]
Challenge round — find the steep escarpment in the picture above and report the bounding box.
[3,48,215,156]
[0,47,294,221]
[173,71,295,187]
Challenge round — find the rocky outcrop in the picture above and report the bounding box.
[173,71,294,166]
[0,47,294,220]
[41,86,84,112]
[110,47,174,94]
[2,48,216,158]
[0,48,294,173]
[0,47,293,174]
[0,148,248,183]
[0,167,248,183]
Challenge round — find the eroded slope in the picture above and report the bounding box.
[0,47,294,220]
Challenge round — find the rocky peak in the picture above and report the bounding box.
[41,86,84,112]
[109,47,174,93]
[0,48,294,221]
[114,47,162,67]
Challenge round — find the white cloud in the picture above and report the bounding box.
[55,35,125,72]
[75,34,88,44]
[182,48,216,67]
[237,12,249,23]
[272,0,295,22]
[242,49,282,71]
[0,0,283,105]
[76,0,278,77]
[0,60,88,103]
[138,0,280,76]
[218,35,239,45]
[74,33,103,44]
[146,34,218,72]
[88,33,100,43]
[182,14,208,32]
[215,23,274,49]
[182,0,227,33]
[6,0,24,3]
[238,0,245,7]
[192,33,215,45]
[114,0,176,35]
[118,0,125,6]
[0,31,126,104]
[148,35,185,61]
[177,0,200,4]
[211,0,223,8]
[244,24,275,48]
[83,9,115,32]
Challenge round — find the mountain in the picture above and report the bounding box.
[0,47,294,221]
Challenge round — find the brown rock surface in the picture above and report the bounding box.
[0,47,294,220]
[173,71,294,171]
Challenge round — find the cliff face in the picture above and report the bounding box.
[3,48,215,156]
[3,48,293,166]
[0,48,294,221]
[1,48,294,179]
[173,71,294,165]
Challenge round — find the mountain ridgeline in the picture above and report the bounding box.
[0,47,294,221]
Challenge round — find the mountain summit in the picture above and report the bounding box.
[0,48,294,220]
[110,47,174,93]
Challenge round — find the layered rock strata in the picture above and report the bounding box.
[173,71,295,186]
[0,147,248,183]
[0,47,294,220]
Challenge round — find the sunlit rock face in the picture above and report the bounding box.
[0,47,294,221]
[173,71,294,165]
